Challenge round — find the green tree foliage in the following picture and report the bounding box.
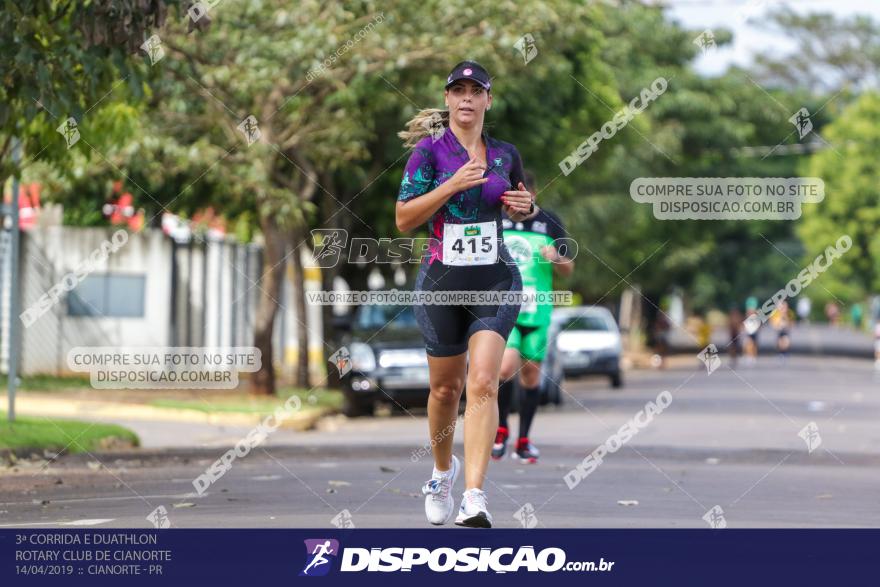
[549,2,807,312]
[799,92,880,305]
[752,7,880,92]
[0,0,177,181]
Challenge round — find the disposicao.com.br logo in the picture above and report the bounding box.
[300,540,614,574]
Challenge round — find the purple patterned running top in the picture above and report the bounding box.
[398,126,525,264]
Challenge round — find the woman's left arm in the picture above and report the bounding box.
[502,147,533,221]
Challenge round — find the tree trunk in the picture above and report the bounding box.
[318,172,346,355]
[250,212,286,396]
[290,222,311,388]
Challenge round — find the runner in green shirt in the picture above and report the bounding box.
[494,173,574,463]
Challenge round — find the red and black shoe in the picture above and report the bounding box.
[491,427,509,460]
[514,437,540,464]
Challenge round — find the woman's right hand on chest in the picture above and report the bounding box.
[448,155,488,194]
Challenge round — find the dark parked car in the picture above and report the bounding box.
[332,303,567,415]
[333,305,430,417]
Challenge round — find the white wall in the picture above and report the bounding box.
[5,226,322,380]
[19,226,171,375]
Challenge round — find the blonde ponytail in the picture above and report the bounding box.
[398,108,449,148]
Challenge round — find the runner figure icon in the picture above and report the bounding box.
[302,540,335,575]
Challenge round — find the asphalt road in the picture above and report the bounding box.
[2,355,880,529]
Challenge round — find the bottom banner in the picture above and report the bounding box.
[1,529,873,585]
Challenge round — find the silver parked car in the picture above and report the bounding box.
[549,306,623,388]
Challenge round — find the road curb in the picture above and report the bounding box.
[0,396,329,432]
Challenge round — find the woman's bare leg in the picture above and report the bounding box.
[427,353,467,472]
[463,330,507,489]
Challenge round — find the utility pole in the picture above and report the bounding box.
[7,138,21,422]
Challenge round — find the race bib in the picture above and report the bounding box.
[442,221,498,266]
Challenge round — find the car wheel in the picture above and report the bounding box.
[550,379,563,405]
[610,371,623,389]
[538,381,550,406]
[539,377,560,406]
[390,400,410,415]
[342,392,375,418]
[551,363,564,405]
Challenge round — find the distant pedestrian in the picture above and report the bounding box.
[874,321,880,371]
[769,300,792,359]
[796,297,811,323]
[727,307,742,367]
[743,297,760,365]
[697,314,712,350]
[825,301,840,326]
[851,303,863,330]
[652,311,671,369]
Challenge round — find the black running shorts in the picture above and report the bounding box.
[414,247,522,357]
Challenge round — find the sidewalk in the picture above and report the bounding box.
[1,392,330,433]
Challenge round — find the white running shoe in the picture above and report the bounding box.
[455,488,493,528]
[422,455,460,525]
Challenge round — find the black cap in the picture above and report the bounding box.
[445,61,491,91]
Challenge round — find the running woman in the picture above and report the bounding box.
[396,61,534,528]
[494,188,573,464]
